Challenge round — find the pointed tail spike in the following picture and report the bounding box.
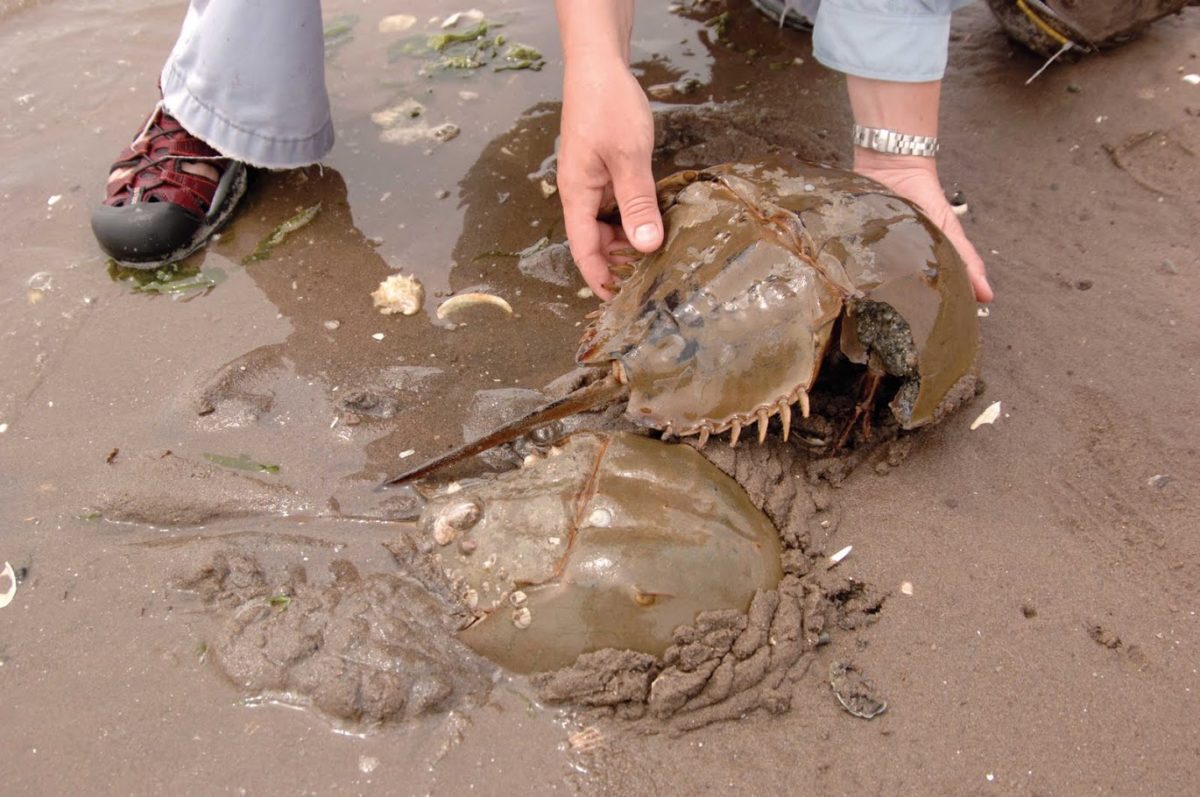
[729,420,742,447]
[379,374,627,487]
[779,402,792,442]
[756,409,769,444]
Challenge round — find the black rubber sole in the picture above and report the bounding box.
[91,162,249,269]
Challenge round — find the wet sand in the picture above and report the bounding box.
[2,0,1199,793]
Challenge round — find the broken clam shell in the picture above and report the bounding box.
[436,292,513,320]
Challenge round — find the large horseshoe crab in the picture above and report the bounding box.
[387,158,979,485]
[418,431,782,673]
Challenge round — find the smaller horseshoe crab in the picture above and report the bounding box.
[386,158,979,485]
[419,431,782,673]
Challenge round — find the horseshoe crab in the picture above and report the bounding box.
[387,158,979,485]
[420,431,782,673]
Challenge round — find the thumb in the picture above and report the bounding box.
[611,158,663,253]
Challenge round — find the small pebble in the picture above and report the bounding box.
[0,423,7,433]
[1066,83,1082,93]
[435,189,450,200]
[1074,279,1093,291]
[1148,474,1172,489]
[803,183,815,192]
[1161,259,1178,275]
[372,332,385,341]
[323,319,341,330]
[900,581,914,596]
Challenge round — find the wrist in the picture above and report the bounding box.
[854,148,938,174]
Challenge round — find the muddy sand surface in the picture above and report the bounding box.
[2,0,1199,793]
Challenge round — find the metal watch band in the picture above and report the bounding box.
[852,124,940,158]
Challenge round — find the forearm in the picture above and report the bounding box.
[846,75,940,137]
[554,0,634,66]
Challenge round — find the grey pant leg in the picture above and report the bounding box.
[160,0,334,168]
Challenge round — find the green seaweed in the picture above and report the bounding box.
[202,453,281,474]
[391,18,548,79]
[495,43,544,72]
[428,53,487,72]
[244,203,321,264]
[323,14,358,57]
[704,11,730,39]
[429,20,494,51]
[107,260,227,298]
[269,594,292,610]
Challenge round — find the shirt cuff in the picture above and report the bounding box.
[813,1,958,82]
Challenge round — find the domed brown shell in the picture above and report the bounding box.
[420,432,783,673]
[578,159,978,434]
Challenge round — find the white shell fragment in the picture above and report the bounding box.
[442,9,484,28]
[586,507,613,528]
[398,449,416,459]
[977,306,991,318]
[432,519,457,546]
[378,14,417,33]
[0,562,16,609]
[970,400,1002,430]
[512,607,532,629]
[372,273,424,316]
[829,545,853,566]
[900,581,914,596]
[568,726,605,752]
[1183,74,1200,85]
[435,292,513,320]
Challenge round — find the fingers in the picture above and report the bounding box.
[929,204,994,303]
[559,181,615,300]
[610,156,663,253]
[921,199,998,304]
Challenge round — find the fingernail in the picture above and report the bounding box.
[633,224,658,246]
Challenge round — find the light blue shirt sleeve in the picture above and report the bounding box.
[811,0,975,82]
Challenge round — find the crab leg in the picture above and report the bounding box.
[729,420,742,447]
[779,402,792,442]
[696,424,711,448]
[756,408,770,445]
[834,370,884,452]
[380,375,628,487]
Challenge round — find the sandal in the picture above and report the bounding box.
[91,102,247,268]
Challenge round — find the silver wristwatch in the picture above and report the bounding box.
[852,124,940,157]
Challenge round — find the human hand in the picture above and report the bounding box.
[558,58,662,300]
[854,149,994,303]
